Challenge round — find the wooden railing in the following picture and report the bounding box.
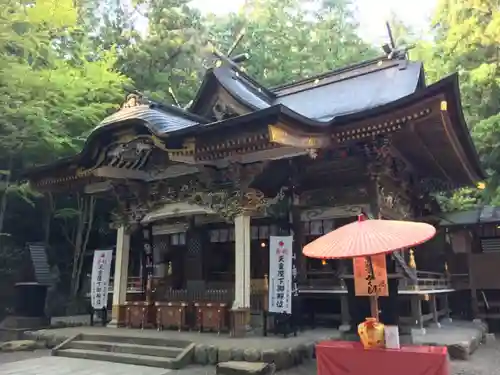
[301,270,457,292]
[414,271,451,290]
[108,276,164,293]
[299,270,345,291]
[105,277,268,312]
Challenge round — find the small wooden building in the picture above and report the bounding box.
[23,51,484,335]
[436,206,500,325]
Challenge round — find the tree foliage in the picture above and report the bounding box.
[411,0,500,211]
[206,0,377,87]
[0,0,128,306]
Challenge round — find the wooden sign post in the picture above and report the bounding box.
[353,254,389,321]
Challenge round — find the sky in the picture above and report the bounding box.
[188,0,437,45]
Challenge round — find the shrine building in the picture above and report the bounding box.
[23,49,484,335]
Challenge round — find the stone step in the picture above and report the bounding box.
[68,340,183,358]
[55,348,179,369]
[80,333,191,348]
[217,361,276,375]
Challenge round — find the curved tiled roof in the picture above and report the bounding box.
[98,104,200,136]
[207,58,424,123]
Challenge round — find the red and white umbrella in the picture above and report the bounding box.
[303,215,436,260]
[303,214,436,321]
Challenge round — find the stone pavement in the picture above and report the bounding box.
[1,339,500,375]
[0,356,172,375]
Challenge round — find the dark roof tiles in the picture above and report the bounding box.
[213,66,272,109]
[209,58,423,122]
[99,105,199,136]
[276,61,423,121]
[91,57,425,138]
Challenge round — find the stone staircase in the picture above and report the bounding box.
[27,242,53,286]
[52,333,195,369]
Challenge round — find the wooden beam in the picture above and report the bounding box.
[93,166,150,180]
[84,181,112,194]
[409,121,452,182]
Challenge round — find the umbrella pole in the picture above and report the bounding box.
[370,296,379,321]
[366,256,380,321]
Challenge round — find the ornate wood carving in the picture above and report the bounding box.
[376,179,414,220]
[111,162,286,225]
[299,186,369,207]
[106,137,154,170]
[366,142,412,188]
[212,98,238,121]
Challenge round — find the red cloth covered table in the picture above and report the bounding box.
[316,341,449,375]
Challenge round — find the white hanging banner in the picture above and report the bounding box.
[269,236,293,314]
[90,250,113,309]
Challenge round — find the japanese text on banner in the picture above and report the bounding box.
[269,236,293,314]
[90,250,113,309]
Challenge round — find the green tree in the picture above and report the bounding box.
[117,0,206,105]
[413,0,499,211]
[0,0,128,261]
[206,0,378,87]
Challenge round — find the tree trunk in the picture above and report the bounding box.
[0,154,14,250]
[74,196,95,297]
[70,195,88,298]
[43,193,54,246]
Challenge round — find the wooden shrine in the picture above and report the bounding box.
[23,49,483,335]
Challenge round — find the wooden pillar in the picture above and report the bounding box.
[292,204,307,285]
[410,295,425,333]
[108,226,130,327]
[231,214,251,337]
[429,294,441,328]
[340,295,351,331]
[442,293,452,323]
[467,241,479,318]
[185,228,204,290]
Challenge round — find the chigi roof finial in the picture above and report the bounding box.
[206,26,250,68]
[381,21,415,60]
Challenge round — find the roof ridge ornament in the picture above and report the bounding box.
[381,21,415,61]
[121,92,150,109]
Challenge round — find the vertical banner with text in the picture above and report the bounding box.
[90,250,113,309]
[269,236,293,314]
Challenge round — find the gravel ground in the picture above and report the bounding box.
[0,349,50,364]
[450,340,500,375]
[1,341,500,374]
